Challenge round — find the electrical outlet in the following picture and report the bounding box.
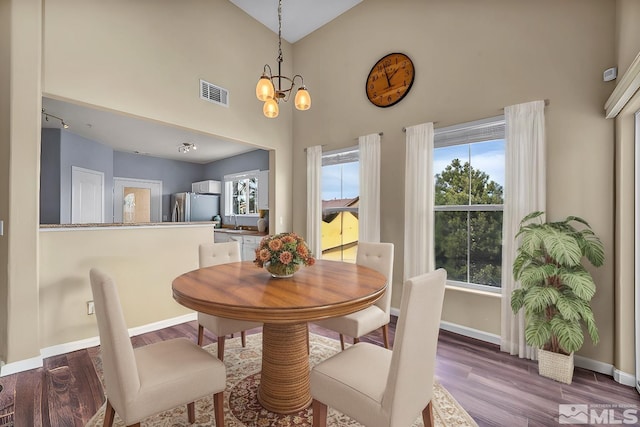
[87,300,95,315]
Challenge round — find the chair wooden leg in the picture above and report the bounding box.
[382,324,390,349]
[422,401,434,427]
[187,401,195,423]
[353,337,360,344]
[217,335,226,361]
[197,324,205,346]
[241,330,247,347]
[339,334,345,350]
[312,399,328,427]
[103,399,116,427]
[213,391,224,426]
[127,424,141,427]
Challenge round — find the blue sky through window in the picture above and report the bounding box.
[321,139,504,201]
[434,139,505,187]
[322,162,359,201]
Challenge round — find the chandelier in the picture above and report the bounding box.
[255,0,311,118]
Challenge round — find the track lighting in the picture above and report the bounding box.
[178,142,197,153]
[42,108,69,129]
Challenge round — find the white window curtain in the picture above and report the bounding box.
[501,100,546,360]
[358,133,381,243]
[404,122,435,281]
[306,145,323,259]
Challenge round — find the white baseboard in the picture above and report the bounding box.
[613,368,637,387]
[0,354,43,377]
[439,320,501,345]
[0,313,197,377]
[392,308,637,388]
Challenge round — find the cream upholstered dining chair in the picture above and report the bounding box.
[89,268,226,427]
[197,241,262,360]
[310,268,447,427]
[314,242,394,349]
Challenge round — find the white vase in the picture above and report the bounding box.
[257,218,267,233]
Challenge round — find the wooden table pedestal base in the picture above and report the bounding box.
[258,322,312,414]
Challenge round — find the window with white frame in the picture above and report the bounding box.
[224,170,260,216]
[433,116,505,291]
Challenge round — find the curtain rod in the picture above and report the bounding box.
[500,98,550,111]
[353,132,383,140]
[401,122,438,133]
[401,99,550,132]
[303,144,327,152]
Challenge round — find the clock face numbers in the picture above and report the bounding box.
[366,53,415,108]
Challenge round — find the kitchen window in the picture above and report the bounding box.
[224,170,260,216]
[321,146,359,263]
[434,116,505,292]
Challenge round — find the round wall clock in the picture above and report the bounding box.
[366,52,415,108]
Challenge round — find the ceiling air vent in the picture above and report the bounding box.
[200,79,229,107]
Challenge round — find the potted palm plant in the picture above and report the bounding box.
[510,211,604,384]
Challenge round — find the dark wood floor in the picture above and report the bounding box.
[0,318,638,426]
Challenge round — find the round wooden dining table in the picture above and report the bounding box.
[172,259,387,414]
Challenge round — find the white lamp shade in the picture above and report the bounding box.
[295,88,311,111]
[256,77,275,102]
[263,99,279,118]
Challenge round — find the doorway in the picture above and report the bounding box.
[71,166,104,224]
[113,178,162,223]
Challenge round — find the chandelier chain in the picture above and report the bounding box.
[277,0,283,64]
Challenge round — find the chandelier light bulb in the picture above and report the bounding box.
[294,87,311,111]
[256,75,275,102]
[263,99,279,118]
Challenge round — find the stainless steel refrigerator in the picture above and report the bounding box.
[171,192,220,222]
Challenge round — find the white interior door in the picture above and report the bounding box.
[113,177,162,223]
[71,166,105,224]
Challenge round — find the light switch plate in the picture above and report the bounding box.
[0,220,3,236]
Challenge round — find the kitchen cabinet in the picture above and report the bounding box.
[242,235,261,262]
[213,231,262,261]
[192,180,221,194]
[214,230,230,243]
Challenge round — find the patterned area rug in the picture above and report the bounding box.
[86,333,477,426]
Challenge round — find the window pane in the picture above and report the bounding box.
[469,139,505,205]
[321,159,359,263]
[248,177,257,213]
[469,211,502,287]
[434,211,468,282]
[434,145,470,206]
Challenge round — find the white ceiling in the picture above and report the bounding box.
[41,1,361,163]
[229,0,362,43]
[42,97,257,164]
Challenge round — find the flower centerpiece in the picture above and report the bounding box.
[254,232,315,278]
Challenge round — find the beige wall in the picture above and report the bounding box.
[39,226,213,348]
[613,0,640,378]
[42,0,294,233]
[292,0,617,361]
[0,0,10,364]
[2,0,634,375]
[0,0,42,365]
[616,0,640,77]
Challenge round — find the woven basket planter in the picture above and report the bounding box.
[538,349,574,384]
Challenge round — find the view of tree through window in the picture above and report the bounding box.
[321,148,359,263]
[434,138,505,289]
